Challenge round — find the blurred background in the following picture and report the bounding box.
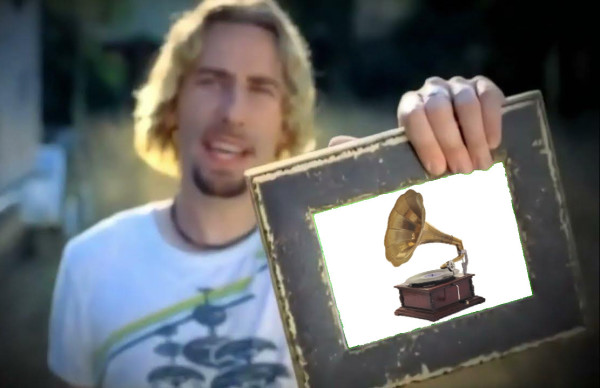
[0,0,597,386]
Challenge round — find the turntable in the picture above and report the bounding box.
[384,189,485,321]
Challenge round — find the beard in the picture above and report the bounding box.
[191,165,248,198]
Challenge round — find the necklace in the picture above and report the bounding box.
[169,201,258,250]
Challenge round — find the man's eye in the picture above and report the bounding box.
[251,85,276,97]
[196,76,217,86]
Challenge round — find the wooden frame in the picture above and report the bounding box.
[245,91,585,387]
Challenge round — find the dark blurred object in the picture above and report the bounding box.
[42,0,135,131]
[287,0,596,120]
[11,0,26,9]
[484,0,596,119]
[41,0,597,123]
[42,4,76,127]
[102,36,159,107]
[0,205,24,266]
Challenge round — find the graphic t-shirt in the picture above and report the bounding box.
[48,203,295,388]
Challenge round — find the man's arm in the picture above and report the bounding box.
[48,240,96,387]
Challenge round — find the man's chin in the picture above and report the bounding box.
[192,169,247,198]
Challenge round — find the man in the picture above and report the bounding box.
[48,0,504,387]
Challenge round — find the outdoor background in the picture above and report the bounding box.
[0,0,597,387]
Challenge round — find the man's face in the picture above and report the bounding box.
[176,22,285,197]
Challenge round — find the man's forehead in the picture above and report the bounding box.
[195,21,283,80]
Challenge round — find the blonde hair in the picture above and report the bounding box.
[133,0,316,176]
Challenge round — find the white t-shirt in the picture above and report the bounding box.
[48,203,296,388]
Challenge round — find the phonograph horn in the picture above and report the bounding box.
[384,189,465,268]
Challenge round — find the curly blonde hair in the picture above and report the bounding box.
[133,0,316,177]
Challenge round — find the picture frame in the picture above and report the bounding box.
[245,91,584,387]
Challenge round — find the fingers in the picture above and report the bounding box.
[398,75,504,175]
[398,91,446,176]
[328,135,358,147]
[422,80,473,174]
[472,76,505,149]
[448,76,492,170]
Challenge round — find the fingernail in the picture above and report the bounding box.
[433,163,446,176]
[426,162,445,176]
[425,162,433,174]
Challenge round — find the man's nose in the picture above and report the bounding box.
[221,84,248,127]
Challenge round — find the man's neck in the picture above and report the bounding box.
[174,183,257,248]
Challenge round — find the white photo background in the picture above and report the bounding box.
[313,163,533,349]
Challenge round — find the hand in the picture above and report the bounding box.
[397,76,505,176]
[328,76,505,176]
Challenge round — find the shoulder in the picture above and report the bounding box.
[61,203,161,275]
[68,203,156,252]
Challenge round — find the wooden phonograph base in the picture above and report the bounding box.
[394,273,485,322]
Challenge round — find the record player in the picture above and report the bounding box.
[384,189,485,321]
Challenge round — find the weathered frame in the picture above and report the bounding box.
[245,91,584,387]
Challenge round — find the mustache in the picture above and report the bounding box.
[202,122,250,142]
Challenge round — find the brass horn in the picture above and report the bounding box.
[384,189,465,268]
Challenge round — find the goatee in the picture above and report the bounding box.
[192,167,247,198]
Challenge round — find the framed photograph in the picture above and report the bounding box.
[245,91,585,387]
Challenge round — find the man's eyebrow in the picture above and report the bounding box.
[194,66,282,90]
[248,75,282,90]
[194,66,231,78]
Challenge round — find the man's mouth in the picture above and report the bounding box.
[203,139,252,162]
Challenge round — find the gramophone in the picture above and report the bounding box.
[384,189,485,321]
